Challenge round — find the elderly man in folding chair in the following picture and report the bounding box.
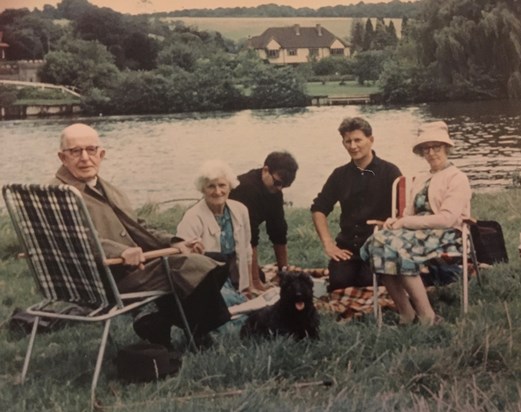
[52,123,230,350]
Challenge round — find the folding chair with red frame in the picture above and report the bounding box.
[370,176,480,319]
[2,184,195,410]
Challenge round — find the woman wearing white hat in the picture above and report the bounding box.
[361,120,472,325]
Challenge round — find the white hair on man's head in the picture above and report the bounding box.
[194,159,240,192]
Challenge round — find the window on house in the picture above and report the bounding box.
[267,49,280,59]
[309,48,319,57]
[288,48,297,56]
[331,48,344,55]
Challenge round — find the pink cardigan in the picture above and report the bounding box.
[401,165,471,231]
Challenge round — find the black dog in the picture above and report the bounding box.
[240,271,319,340]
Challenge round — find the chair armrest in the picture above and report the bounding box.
[104,247,181,266]
[18,247,181,265]
[367,219,385,229]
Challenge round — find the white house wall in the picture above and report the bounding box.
[259,46,334,64]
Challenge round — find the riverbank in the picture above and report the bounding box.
[0,80,378,119]
[1,190,520,410]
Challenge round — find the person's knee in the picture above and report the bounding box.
[327,259,372,290]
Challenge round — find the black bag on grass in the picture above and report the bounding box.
[470,220,508,265]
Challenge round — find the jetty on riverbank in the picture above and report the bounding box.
[0,79,82,119]
[310,95,372,106]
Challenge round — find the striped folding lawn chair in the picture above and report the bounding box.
[2,183,189,410]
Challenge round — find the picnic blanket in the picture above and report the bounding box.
[315,286,396,321]
[261,265,396,322]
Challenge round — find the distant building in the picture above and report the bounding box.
[248,24,350,65]
[0,60,44,82]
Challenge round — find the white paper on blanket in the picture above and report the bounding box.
[229,287,280,316]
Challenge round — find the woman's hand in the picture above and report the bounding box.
[173,238,205,254]
[383,217,404,230]
[184,237,205,254]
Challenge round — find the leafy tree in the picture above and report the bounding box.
[233,49,266,82]
[386,20,399,48]
[350,18,365,54]
[157,42,198,71]
[372,18,389,50]
[122,32,158,70]
[156,66,198,112]
[192,57,245,111]
[73,7,125,47]
[108,71,171,114]
[350,50,387,85]
[56,0,94,20]
[1,13,64,59]
[379,0,521,102]
[0,8,31,27]
[312,56,349,76]
[401,16,410,38]
[39,38,119,91]
[362,18,374,51]
[80,87,111,115]
[38,50,80,86]
[40,4,59,19]
[249,66,309,109]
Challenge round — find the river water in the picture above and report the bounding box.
[1,100,520,209]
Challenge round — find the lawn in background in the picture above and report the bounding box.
[305,80,379,97]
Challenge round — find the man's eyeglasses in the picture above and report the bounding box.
[270,172,286,188]
[420,144,444,155]
[62,146,100,158]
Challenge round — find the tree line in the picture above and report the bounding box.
[164,2,420,19]
[379,0,521,102]
[0,0,519,116]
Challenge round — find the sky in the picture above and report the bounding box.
[2,0,398,15]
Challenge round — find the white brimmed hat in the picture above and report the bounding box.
[412,121,455,155]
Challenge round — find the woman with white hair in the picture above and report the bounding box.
[361,121,472,325]
[177,159,252,306]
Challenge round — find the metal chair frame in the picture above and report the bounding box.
[3,183,194,410]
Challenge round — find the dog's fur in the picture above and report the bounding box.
[240,271,319,340]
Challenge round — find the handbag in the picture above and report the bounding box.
[470,220,508,265]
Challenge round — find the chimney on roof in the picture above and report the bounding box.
[294,24,300,36]
[316,24,322,36]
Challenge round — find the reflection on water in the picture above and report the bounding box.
[1,100,520,208]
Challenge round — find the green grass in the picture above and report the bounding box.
[1,190,521,411]
[305,80,379,97]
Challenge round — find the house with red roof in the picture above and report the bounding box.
[248,24,350,65]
